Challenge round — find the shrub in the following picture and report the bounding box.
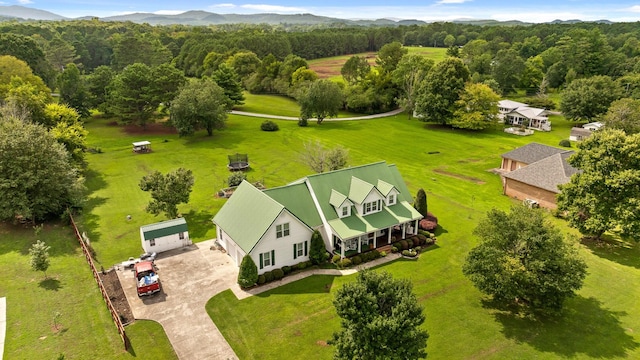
[407,239,414,248]
[297,261,307,270]
[337,258,352,269]
[264,271,274,282]
[371,250,381,260]
[399,240,409,250]
[425,237,435,246]
[237,255,258,288]
[260,120,279,131]
[413,188,428,217]
[418,229,430,237]
[351,255,362,265]
[273,268,285,280]
[391,236,397,242]
[332,254,341,263]
[257,274,266,284]
[309,230,327,265]
[282,266,291,275]
[419,212,438,231]
[414,246,422,253]
[298,118,308,127]
[416,234,427,245]
[227,172,247,187]
[380,251,387,257]
[391,246,398,253]
[559,139,572,147]
[402,249,417,257]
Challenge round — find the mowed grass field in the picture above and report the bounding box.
[235,92,365,118]
[0,222,177,360]
[308,46,448,80]
[75,101,640,359]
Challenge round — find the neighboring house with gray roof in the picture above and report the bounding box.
[140,217,190,253]
[570,127,592,141]
[498,100,551,131]
[499,143,579,209]
[212,162,422,274]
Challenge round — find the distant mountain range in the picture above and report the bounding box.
[0,5,613,26]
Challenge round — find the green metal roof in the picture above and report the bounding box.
[376,179,396,196]
[263,182,322,228]
[348,176,376,204]
[328,201,422,239]
[305,162,414,223]
[329,189,348,208]
[140,218,188,240]
[212,181,284,253]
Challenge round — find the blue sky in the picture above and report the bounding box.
[5,0,640,22]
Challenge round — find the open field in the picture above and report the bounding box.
[75,98,640,359]
[0,222,177,360]
[235,92,364,118]
[308,46,448,80]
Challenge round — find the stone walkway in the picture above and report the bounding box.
[230,253,401,300]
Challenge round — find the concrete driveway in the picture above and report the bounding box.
[117,240,239,360]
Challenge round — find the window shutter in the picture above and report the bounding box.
[304,241,308,256]
[259,253,263,269]
[271,250,275,266]
[293,243,297,259]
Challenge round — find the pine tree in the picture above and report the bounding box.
[238,255,258,288]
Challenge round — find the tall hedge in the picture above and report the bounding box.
[238,255,258,288]
[309,230,327,265]
[414,188,428,217]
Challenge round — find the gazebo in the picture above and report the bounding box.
[227,153,249,171]
[132,141,151,153]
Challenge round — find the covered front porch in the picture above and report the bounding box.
[332,220,418,258]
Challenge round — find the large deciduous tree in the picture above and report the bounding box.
[491,48,525,94]
[299,79,343,124]
[170,78,229,136]
[212,63,245,106]
[330,271,428,360]
[560,76,622,122]
[602,98,640,134]
[451,82,500,130]
[0,118,84,222]
[58,63,90,118]
[375,41,408,74]
[392,54,434,119]
[139,168,195,219]
[300,140,349,173]
[557,129,640,240]
[463,206,587,315]
[341,55,370,85]
[415,57,470,124]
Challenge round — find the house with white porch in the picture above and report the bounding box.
[498,100,551,131]
[212,162,423,274]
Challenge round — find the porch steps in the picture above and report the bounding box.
[377,244,393,253]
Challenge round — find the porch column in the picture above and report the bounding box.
[340,239,345,258]
[358,236,362,253]
[387,227,392,244]
[414,220,418,235]
[402,223,406,239]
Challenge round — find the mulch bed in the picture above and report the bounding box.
[99,269,135,325]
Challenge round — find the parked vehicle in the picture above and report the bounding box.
[134,261,160,297]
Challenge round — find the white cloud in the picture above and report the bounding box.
[209,3,236,9]
[153,10,186,15]
[436,0,471,4]
[240,4,306,13]
[627,5,640,12]
[17,0,33,4]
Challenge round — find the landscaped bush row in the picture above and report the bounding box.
[390,233,436,254]
[257,260,314,285]
[333,249,384,269]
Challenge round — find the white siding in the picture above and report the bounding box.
[251,210,313,275]
[141,231,190,253]
[217,228,245,266]
[357,190,384,215]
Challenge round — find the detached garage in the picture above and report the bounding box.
[140,218,191,253]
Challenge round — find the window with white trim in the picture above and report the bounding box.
[260,250,275,269]
[276,223,290,238]
[341,205,349,217]
[150,239,156,246]
[388,194,396,206]
[179,232,185,240]
[363,199,381,215]
[294,241,307,259]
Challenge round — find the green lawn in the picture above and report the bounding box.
[0,222,177,360]
[64,96,640,359]
[234,92,364,118]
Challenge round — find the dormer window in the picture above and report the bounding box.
[387,194,396,206]
[341,206,349,217]
[363,199,381,215]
